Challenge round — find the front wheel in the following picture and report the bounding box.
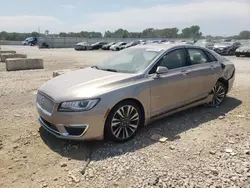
[105,101,142,142]
[207,82,227,107]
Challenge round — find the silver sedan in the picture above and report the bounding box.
[37,44,235,142]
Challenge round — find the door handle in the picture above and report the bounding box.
[181,70,189,75]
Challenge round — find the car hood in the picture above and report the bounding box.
[237,45,250,50]
[39,67,136,102]
[214,44,231,48]
[76,42,88,46]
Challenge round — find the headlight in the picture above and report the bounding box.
[58,99,100,112]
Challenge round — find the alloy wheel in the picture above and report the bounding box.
[208,84,226,107]
[111,105,139,140]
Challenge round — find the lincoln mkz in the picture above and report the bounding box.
[37,44,235,142]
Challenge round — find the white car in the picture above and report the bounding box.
[110,42,127,51]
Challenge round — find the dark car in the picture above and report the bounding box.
[152,40,160,43]
[22,37,38,46]
[91,42,108,50]
[213,42,242,55]
[159,39,167,43]
[74,42,92,51]
[235,45,250,57]
[102,42,116,50]
[118,41,139,50]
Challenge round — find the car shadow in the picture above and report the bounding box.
[39,97,242,162]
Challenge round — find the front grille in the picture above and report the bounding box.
[40,117,58,132]
[37,93,54,115]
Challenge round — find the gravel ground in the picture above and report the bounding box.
[0,45,250,188]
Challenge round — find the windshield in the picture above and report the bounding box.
[116,42,123,45]
[25,37,32,41]
[127,42,134,45]
[96,48,161,73]
[92,42,102,45]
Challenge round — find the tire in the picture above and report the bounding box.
[207,81,227,107]
[229,50,235,56]
[104,101,143,142]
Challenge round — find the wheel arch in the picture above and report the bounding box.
[114,98,145,121]
[103,98,146,141]
[105,98,146,126]
[217,77,229,93]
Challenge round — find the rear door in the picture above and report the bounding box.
[184,47,221,100]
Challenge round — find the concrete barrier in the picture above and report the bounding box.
[53,69,78,77]
[0,54,27,62]
[0,50,16,54]
[6,58,43,71]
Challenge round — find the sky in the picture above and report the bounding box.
[0,0,250,36]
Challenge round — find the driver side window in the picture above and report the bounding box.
[149,49,186,74]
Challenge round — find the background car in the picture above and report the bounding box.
[235,45,250,57]
[74,42,92,51]
[110,42,127,51]
[138,40,147,45]
[213,42,242,55]
[91,42,108,50]
[102,42,116,50]
[194,40,214,49]
[118,41,139,50]
[37,44,235,142]
[159,39,167,43]
[22,37,38,46]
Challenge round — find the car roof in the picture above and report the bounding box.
[131,43,198,51]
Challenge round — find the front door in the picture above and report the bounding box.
[149,48,192,117]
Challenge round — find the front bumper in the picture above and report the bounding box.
[36,95,106,141]
[39,116,89,140]
[74,45,84,50]
[235,51,250,56]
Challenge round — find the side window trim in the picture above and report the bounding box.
[148,48,187,75]
[205,51,218,62]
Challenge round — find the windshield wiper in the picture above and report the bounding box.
[101,68,117,72]
[92,66,117,72]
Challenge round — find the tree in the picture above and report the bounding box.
[181,25,202,39]
[104,31,112,38]
[31,32,39,37]
[239,30,250,39]
[59,32,67,37]
[1,27,250,41]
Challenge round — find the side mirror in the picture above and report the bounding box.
[156,66,168,74]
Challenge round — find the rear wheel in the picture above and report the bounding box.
[207,82,227,107]
[105,101,142,142]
